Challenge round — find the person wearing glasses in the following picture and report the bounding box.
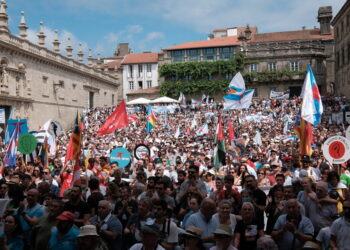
[90,200,123,250]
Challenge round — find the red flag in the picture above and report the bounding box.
[65,112,82,163]
[186,126,190,136]
[97,100,129,136]
[217,116,224,141]
[228,118,235,141]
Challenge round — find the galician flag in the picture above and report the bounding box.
[146,104,157,133]
[213,116,226,169]
[196,123,208,136]
[301,65,323,126]
[174,126,180,138]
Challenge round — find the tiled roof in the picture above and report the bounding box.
[251,29,333,43]
[164,36,241,50]
[122,52,158,64]
[127,86,160,96]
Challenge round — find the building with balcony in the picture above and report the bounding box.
[122,52,159,99]
[331,0,350,98]
[161,7,334,99]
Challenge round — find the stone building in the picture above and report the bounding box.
[0,1,119,130]
[331,0,350,98]
[160,7,334,99]
[121,52,159,100]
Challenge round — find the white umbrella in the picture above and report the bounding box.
[126,98,151,105]
[150,96,179,104]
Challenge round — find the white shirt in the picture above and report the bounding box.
[331,217,350,250]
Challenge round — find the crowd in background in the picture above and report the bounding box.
[0,95,349,250]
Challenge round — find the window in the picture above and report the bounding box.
[188,49,199,62]
[207,74,213,81]
[268,62,276,72]
[146,64,152,72]
[225,72,233,80]
[184,75,192,82]
[203,48,215,61]
[129,65,133,77]
[138,64,143,77]
[112,94,115,106]
[250,64,258,72]
[290,61,299,72]
[147,80,152,88]
[89,92,94,108]
[219,47,233,60]
[129,81,134,90]
[171,76,178,82]
[138,81,143,89]
[171,50,184,62]
[42,76,48,84]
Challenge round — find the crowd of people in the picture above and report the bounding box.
[0,95,349,250]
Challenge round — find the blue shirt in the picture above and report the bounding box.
[48,226,79,250]
[186,211,218,250]
[7,234,24,250]
[15,204,45,232]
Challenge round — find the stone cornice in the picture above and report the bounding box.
[0,93,33,102]
[0,33,119,87]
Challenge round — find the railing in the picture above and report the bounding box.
[6,34,117,84]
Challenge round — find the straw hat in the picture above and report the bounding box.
[183,226,203,238]
[213,224,233,237]
[78,225,99,237]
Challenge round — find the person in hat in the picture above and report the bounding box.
[129,220,165,250]
[48,211,80,250]
[294,155,319,182]
[182,225,204,250]
[210,224,236,250]
[77,225,108,250]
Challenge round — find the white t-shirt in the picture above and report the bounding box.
[330,217,350,250]
[129,243,165,250]
[155,220,178,243]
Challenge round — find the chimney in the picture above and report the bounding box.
[244,25,252,40]
[318,6,332,35]
[207,33,214,40]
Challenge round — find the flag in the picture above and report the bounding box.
[97,100,129,136]
[301,65,323,126]
[283,121,290,134]
[214,116,226,168]
[191,98,199,105]
[225,72,246,96]
[178,92,186,105]
[174,126,180,138]
[294,111,313,157]
[196,123,208,136]
[224,89,255,110]
[146,104,157,133]
[228,118,235,141]
[4,107,14,145]
[4,122,20,167]
[253,130,262,146]
[201,94,206,103]
[40,137,49,168]
[186,125,191,136]
[65,112,82,162]
[206,94,210,105]
[190,118,197,129]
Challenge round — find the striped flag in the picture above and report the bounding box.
[65,112,82,163]
[174,126,180,138]
[146,104,157,133]
[294,111,313,157]
[4,122,20,167]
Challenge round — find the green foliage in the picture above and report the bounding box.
[243,70,306,83]
[160,80,230,98]
[159,53,247,80]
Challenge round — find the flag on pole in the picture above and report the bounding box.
[174,126,180,138]
[97,100,129,136]
[224,89,255,110]
[190,118,197,129]
[65,112,82,162]
[253,130,262,146]
[228,118,235,141]
[283,121,290,134]
[4,107,14,145]
[214,116,226,169]
[146,104,157,133]
[196,123,208,136]
[4,122,20,167]
[294,111,313,157]
[178,92,186,105]
[301,65,323,126]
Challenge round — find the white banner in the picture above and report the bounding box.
[270,90,289,99]
[0,109,5,124]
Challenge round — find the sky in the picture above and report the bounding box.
[6,0,346,58]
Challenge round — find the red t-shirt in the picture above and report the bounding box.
[60,172,73,197]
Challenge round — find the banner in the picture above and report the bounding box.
[0,109,5,124]
[270,90,290,99]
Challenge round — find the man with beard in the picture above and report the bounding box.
[48,211,80,250]
[32,199,64,249]
[330,199,350,250]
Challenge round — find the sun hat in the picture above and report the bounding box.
[78,225,99,237]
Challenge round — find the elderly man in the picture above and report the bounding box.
[186,198,218,250]
[272,199,314,250]
[304,181,338,234]
[89,200,123,250]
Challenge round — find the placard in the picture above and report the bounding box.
[110,147,131,168]
[18,133,38,154]
[322,136,350,164]
[134,144,150,160]
[346,126,350,141]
